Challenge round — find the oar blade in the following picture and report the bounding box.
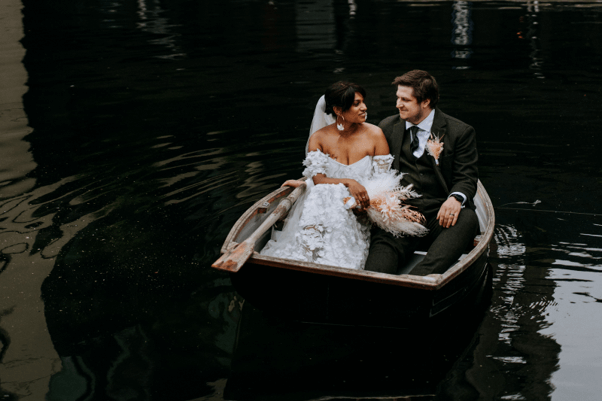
[211,241,255,272]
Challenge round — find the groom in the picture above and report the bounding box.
[364,70,479,276]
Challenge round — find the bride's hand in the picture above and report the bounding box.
[281,180,305,188]
[347,180,370,209]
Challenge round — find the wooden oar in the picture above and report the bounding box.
[212,183,307,272]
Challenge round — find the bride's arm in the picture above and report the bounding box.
[312,174,370,210]
[282,180,305,188]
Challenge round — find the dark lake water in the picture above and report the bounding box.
[1,0,601,400]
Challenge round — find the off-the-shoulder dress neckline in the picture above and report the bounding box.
[308,149,371,167]
[330,154,371,167]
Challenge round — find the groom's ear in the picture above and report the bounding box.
[421,99,431,110]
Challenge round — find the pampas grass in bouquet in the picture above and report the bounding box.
[344,173,428,238]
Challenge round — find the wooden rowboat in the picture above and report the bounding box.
[213,180,495,328]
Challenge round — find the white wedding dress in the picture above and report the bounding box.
[260,149,395,270]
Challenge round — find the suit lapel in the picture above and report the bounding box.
[429,108,449,194]
[391,118,406,171]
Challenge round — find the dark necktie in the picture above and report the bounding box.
[409,126,420,154]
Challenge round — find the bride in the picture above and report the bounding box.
[260,81,424,270]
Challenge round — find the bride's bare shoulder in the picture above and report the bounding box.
[362,123,389,154]
[313,125,339,141]
[363,123,385,138]
[308,124,336,150]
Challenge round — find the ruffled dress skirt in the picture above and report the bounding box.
[260,181,370,270]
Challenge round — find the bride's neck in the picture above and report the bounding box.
[338,122,361,136]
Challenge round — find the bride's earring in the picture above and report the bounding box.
[336,114,345,131]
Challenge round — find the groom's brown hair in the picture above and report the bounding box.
[392,70,439,109]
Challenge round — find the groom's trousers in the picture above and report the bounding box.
[364,207,479,276]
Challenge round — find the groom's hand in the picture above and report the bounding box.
[437,197,462,228]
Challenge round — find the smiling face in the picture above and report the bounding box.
[337,92,368,124]
[396,85,431,125]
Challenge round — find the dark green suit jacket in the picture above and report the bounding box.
[378,108,479,209]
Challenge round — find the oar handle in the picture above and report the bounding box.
[212,183,306,272]
[245,183,306,243]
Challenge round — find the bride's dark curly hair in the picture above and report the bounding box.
[324,81,367,116]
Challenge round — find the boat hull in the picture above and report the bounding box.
[230,251,492,328]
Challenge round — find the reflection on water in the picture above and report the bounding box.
[1,0,602,400]
[469,219,559,400]
[0,0,62,398]
[524,1,545,79]
[136,0,185,60]
[224,301,484,400]
[539,216,602,401]
[451,1,473,67]
[296,0,336,52]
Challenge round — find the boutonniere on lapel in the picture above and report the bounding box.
[426,132,445,165]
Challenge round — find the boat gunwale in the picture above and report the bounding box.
[217,180,494,291]
[220,185,296,254]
